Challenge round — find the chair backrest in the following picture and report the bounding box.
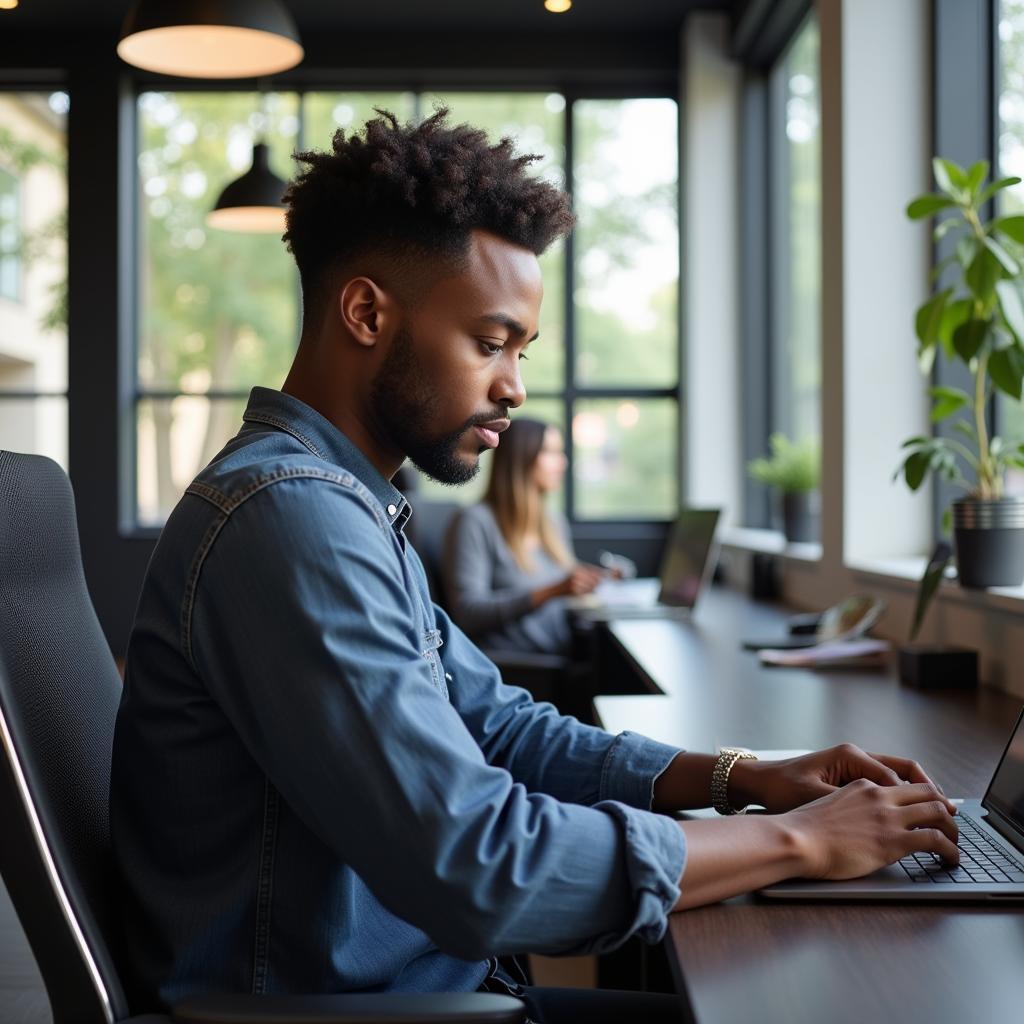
[406,498,462,607]
[0,451,130,1024]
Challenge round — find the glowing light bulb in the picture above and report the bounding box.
[544,0,572,12]
[0,0,20,11]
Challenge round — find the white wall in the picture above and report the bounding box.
[681,14,743,526]
[840,0,933,564]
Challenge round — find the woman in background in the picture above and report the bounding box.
[443,417,604,657]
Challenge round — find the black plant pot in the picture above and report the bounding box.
[953,497,1024,588]
[781,491,820,543]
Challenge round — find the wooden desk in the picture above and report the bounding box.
[594,587,1024,1024]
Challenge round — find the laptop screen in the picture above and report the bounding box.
[656,508,721,609]
[983,707,1024,835]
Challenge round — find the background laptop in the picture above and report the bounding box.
[570,507,721,622]
[760,707,1024,901]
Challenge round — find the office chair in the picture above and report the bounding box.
[406,498,574,710]
[0,450,524,1024]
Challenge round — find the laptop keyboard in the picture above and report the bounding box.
[898,813,1024,883]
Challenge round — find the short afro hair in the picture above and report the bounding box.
[283,107,575,315]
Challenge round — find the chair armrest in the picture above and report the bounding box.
[170,992,525,1024]
[484,650,569,673]
[483,649,570,706]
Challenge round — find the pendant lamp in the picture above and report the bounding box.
[118,0,303,79]
[206,142,287,233]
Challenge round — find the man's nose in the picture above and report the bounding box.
[491,356,527,409]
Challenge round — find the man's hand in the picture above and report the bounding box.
[786,778,960,879]
[674,776,960,909]
[729,743,953,814]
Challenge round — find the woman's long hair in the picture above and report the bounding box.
[484,418,573,572]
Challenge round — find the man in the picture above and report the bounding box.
[111,110,959,1023]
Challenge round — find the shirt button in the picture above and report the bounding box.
[387,503,397,516]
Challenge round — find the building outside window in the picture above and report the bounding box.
[133,91,679,527]
[0,91,68,469]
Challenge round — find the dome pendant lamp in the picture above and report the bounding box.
[118,0,303,79]
[206,142,287,233]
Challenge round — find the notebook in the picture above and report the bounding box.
[759,707,1024,901]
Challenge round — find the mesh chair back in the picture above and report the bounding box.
[0,451,130,1023]
[406,499,461,606]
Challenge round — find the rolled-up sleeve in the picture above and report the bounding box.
[191,477,687,958]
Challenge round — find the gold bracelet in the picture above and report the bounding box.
[711,748,758,815]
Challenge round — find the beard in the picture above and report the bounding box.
[370,324,497,486]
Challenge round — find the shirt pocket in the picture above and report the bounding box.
[420,628,448,699]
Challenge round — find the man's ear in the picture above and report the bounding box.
[338,276,399,348]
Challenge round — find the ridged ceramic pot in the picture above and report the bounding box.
[953,497,1024,588]
[781,491,820,543]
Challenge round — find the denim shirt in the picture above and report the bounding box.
[110,387,688,1011]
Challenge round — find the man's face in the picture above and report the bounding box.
[370,230,542,485]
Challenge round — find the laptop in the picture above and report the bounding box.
[569,507,721,622]
[760,707,1024,901]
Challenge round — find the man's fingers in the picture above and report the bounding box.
[834,745,901,787]
[900,799,960,846]
[866,752,935,787]
[880,781,950,807]
[901,826,960,866]
[867,753,956,811]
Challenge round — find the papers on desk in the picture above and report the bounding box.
[758,637,890,669]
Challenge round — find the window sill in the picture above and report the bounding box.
[718,525,822,563]
[847,555,1024,614]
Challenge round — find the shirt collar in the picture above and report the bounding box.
[241,386,411,533]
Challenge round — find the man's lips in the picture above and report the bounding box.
[472,419,510,449]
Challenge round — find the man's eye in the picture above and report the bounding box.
[479,340,503,355]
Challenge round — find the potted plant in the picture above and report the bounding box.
[748,433,820,542]
[900,158,1024,588]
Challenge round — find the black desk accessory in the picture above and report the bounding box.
[788,611,823,635]
[898,644,978,688]
[750,552,780,600]
[898,541,978,688]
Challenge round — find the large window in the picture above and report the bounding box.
[572,98,679,519]
[0,91,68,468]
[134,90,679,527]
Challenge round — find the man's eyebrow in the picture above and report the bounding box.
[480,313,540,342]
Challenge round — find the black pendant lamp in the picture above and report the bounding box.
[206,142,287,233]
[118,0,303,79]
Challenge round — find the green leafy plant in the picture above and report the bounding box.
[748,433,820,494]
[899,158,1024,501]
[908,542,953,642]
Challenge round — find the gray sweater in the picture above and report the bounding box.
[442,502,574,656]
